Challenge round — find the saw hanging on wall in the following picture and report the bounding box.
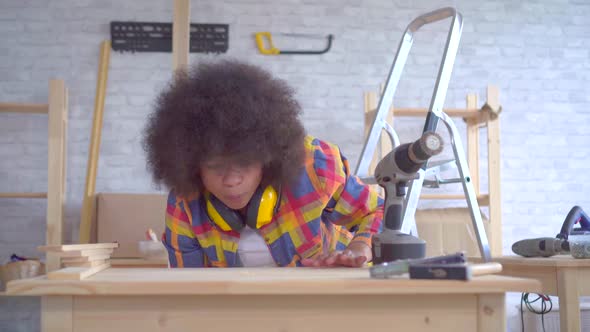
[110,21,229,53]
[254,32,333,55]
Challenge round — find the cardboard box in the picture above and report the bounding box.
[96,193,167,258]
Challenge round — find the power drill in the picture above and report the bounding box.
[372,131,444,264]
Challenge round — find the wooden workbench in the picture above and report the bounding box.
[7,267,539,332]
[495,255,590,332]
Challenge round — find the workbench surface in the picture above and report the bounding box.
[6,267,540,296]
[495,254,590,267]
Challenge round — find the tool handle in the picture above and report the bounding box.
[408,7,459,32]
[470,262,502,276]
[558,206,590,240]
[254,32,280,55]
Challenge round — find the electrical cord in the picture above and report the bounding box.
[520,293,553,332]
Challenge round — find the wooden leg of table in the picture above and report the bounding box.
[42,296,73,332]
[477,294,505,332]
[557,267,580,332]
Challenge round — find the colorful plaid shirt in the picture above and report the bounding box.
[163,135,384,267]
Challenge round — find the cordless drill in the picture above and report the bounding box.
[372,131,444,264]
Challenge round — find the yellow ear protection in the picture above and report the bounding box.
[204,186,280,232]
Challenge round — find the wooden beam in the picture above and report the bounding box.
[38,243,118,252]
[486,85,502,257]
[0,103,48,114]
[79,40,110,244]
[61,254,111,263]
[392,107,481,119]
[173,0,190,72]
[466,93,480,195]
[52,248,115,258]
[46,79,68,272]
[47,263,110,280]
[0,192,47,199]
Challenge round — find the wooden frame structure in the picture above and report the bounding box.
[0,80,69,272]
[363,85,502,256]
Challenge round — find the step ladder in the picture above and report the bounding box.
[355,7,491,262]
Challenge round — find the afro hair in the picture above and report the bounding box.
[143,59,307,197]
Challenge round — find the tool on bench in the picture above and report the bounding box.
[512,206,590,258]
[254,32,333,55]
[371,131,443,264]
[370,252,502,280]
[355,7,492,262]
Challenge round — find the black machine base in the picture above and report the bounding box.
[372,232,426,265]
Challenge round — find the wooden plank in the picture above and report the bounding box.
[110,258,168,268]
[0,192,47,198]
[61,254,111,263]
[42,296,73,332]
[46,79,68,272]
[55,248,114,258]
[7,268,541,296]
[62,260,108,268]
[79,40,111,244]
[0,102,48,114]
[38,243,118,252]
[466,93,480,195]
[365,106,481,119]
[47,263,110,280]
[471,263,502,277]
[486,85,502,257]
[172,0,190,72]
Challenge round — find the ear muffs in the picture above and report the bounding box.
[204,185,279,232]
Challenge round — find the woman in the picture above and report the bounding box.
[143,59,383,268]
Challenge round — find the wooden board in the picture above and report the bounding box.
[61,255,111,263]
[57,249,114,258]
[7,267,540,296]
[46,79,68,272]
[62,260,108,268]
[495,255,590,267]
[0,102,48,114]
[110,258,168,268]
[172,0,190,71]
[38,243,118,252]
[47,263,110,280]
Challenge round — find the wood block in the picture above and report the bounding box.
[61,255,110,263]
[56,249,114,258]
[47,263,110,280]
[62,260,108,268]
[38,243,118,252]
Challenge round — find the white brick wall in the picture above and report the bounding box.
[1,0,590,330]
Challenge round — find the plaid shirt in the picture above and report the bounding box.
[163,135,383,267]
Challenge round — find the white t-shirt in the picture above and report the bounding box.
[237,227,276,267]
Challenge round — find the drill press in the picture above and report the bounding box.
[372,131,443,264]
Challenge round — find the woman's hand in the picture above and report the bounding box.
[301,242,371,267]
